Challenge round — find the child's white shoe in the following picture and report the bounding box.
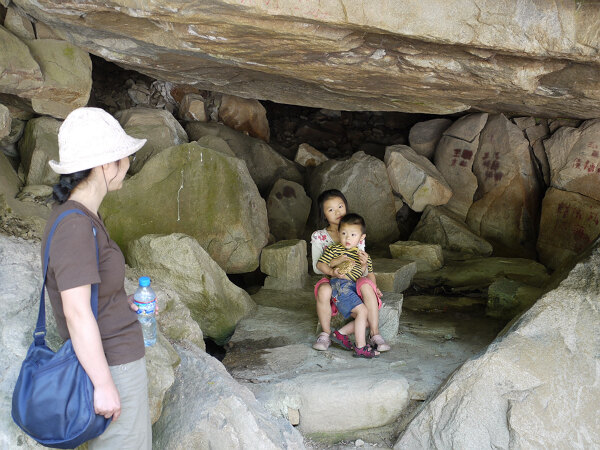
[368,334,390,352]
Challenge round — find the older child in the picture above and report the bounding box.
[317,213,382,358]
[310,190,389,352]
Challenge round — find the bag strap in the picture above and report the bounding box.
[34,209,99,346]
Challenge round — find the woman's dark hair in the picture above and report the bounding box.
[52,169,92,204]
[317,189,348,227]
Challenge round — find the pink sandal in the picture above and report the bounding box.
[331,330,354,351]
[353,345,380,359]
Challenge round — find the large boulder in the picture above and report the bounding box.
[466,114,542,258]
[396,240,600,450]
[4,5,36,40]
[0,25,43,97]
[410,205,493,256]
[100,142,269,274]
[186,122,301,194]
[389,240,443,272]
[18,116,61,186]
[434,113,488,219]
[218,94,270,142]
[127,233,256,345]
[537,187,600,270]
[384,144,452,212]
[153,344,305,449]
[266,179,311,241]
[408,118,452,160]
[544,119,600,202]
[308,151,399,248]
[25,39,92,119]
[115,107,189,174]
[10,2,600,119]
[261,240,308,291]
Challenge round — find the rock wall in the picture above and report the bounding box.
[395,239,600,449]
[5,0,600,119]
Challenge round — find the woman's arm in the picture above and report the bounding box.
[61,285,121,421]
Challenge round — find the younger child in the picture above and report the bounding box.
[317,213,384,358]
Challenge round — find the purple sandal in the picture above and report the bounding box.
[353,345,380,359]
[331,330,354,351]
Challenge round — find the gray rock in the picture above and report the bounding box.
[294,143,328,168]
[544,118,600,202]
[396,240,600,450]
[4,5,36,40]
[0,118,25,147]
[486,277,543,321]
[537,187,600,270]
[115,107,189,174]
[266,179,311,241]
[389,240,443,272]
[127,233,256,345]
[466,114,542,258]
[372,258,418,293]
[408,118,452,160]
[0,104,10,140]
[385,144,452,212]
[261,239,308,290]
[0,25,43,97]
[218,94,270,142]
[434,113,488,219]
[100,142,269,274]
[25,39,92,119]
[308,151,399,247]
[412,256,550,292]
[186,121,302,194]
[257,368,409,435]
[18,116,60,186]
[153,344,305,450]
[179,93,207,122]
[410,205,493,256]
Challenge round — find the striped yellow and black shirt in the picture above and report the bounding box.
[317,243,373,282]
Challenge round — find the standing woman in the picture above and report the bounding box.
[43,107,151,449]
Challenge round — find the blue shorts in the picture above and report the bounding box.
[330,278,363,319]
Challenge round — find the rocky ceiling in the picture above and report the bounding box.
[8,0,600,119]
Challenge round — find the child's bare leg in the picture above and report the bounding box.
[360,283,380,336]
[338,319,354,336]
[350,304,368,348]
[316,283,333,334]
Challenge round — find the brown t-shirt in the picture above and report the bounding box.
[41,200,144,366]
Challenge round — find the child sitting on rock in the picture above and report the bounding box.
[316,213,386,358]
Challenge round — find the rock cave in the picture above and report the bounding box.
[1,1,599,449]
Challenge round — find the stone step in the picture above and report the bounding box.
[223,287,504,441]
[372,258,418,292]
[402,294,486,314]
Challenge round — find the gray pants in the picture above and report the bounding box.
[89,357,151,450]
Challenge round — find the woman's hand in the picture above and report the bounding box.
[128,293,159,315]
[94,380,121,421]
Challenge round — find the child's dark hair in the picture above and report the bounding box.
[339,213,366,234]
[317,189,348,226]
[52,169,92,204]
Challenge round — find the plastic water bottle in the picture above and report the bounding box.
[133,276,156,346]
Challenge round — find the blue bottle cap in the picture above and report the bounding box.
[138,276,151,287]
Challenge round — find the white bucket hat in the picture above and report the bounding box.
[49,107,147,174]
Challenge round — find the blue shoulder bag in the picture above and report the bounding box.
[11,209,111,448]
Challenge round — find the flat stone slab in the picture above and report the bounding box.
[372,258,418,292]
[403,295,486,313]
[223,285,505,442]
[413,256,550,292]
